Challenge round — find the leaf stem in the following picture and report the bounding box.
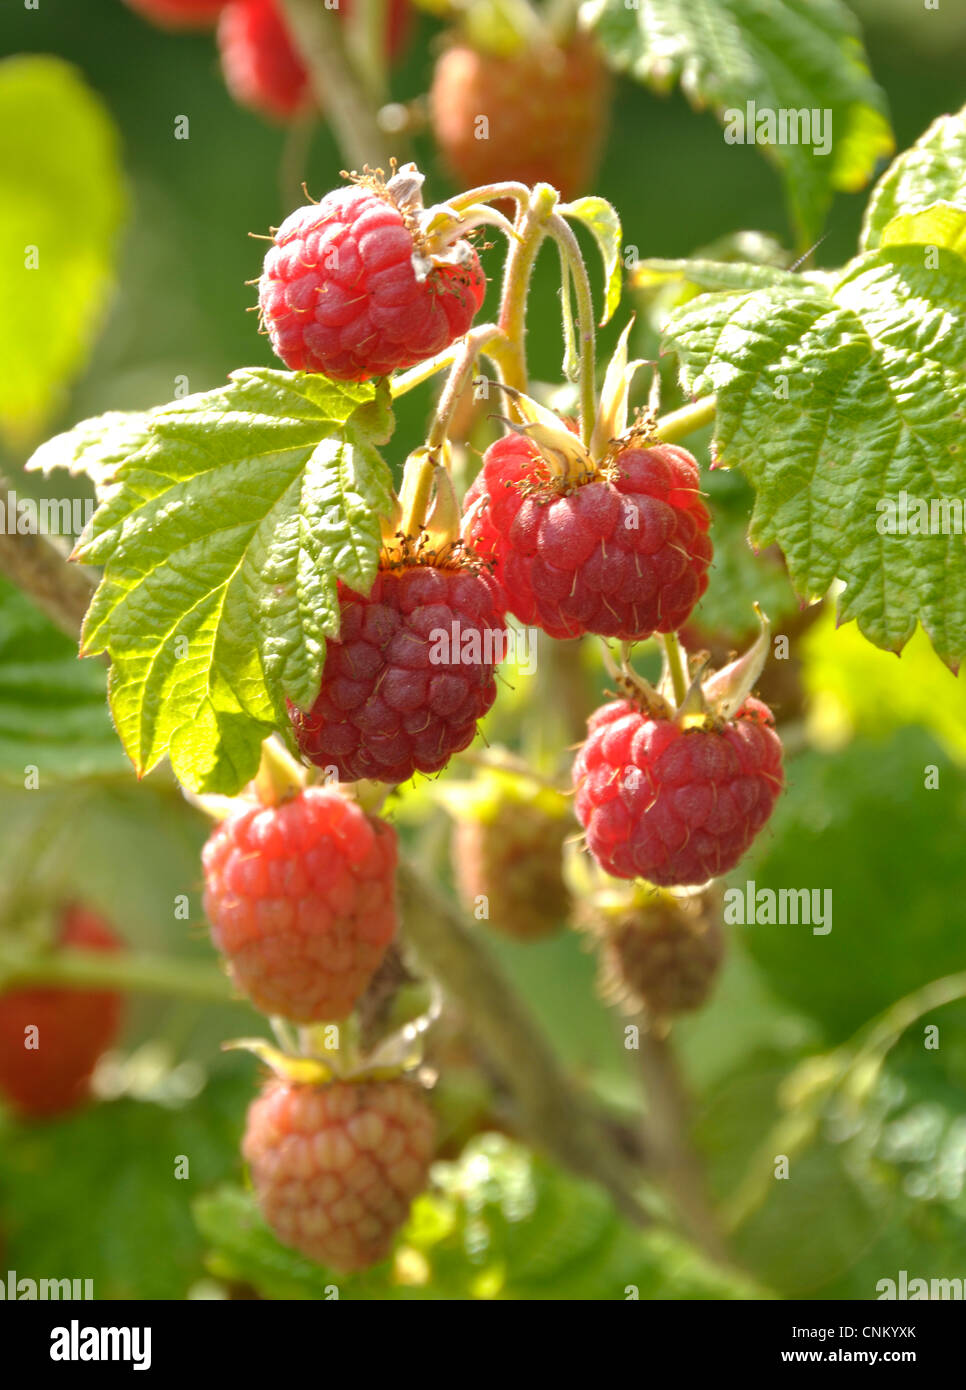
[654,396,717,444]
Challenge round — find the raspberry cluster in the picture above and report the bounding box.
[291,563,505,785]
[202,787,398,1022]
[573,697,784,887]
[464,436,712,641]
[243,1078,436,1272]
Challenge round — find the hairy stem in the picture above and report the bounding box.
[280,0,394,169]
[398,861,655,1227]
[426,325,502,450]
[496,185,560,394]
[546,213,597,447]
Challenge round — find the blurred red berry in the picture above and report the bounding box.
[0,907,123,1119]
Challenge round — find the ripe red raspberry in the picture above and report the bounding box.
[464,435,712,641]
[258,172,486,380]
[218,0,410,122]
[573,698,784,886]
[124,0,226,27]
[430,34,610,201]
[243,1077,435,1271]
[290,563,505,785]
[202,787,397,1022]
[0,907,123,1119]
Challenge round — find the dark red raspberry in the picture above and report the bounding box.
[202,787,397,1022]
[431,33,610,202]
[0,907,123,1119]
[218,0,410,123]
[290,563,505,785]
[573,697,783,886]
[258,176,486,381]
[243,1077,436,1271]
[464,435,712,641]
[124,0,227,28]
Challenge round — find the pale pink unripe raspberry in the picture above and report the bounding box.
[202,788,397,1022]
[243,1078,436,1272]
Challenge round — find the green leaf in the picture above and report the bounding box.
[737,730,966,1041]
[879,202,966,258]
[631,257,797,296]
[862,102,966,251]
[583,0,893,244]
[661,244,966,669]
[802,609,966,764]
[0,1077,249,1300]
[196,1135,769,1299]
[558,196,623,324]
[75,368,394,793]
[0,575,127,783]
[0,56,125,446]
[25,408,158,496]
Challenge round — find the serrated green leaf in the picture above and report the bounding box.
[879,202,966,258]
[0,575,127,783]
[662,244,966,668]
[558,196,622,324]
[0,56,125,446]
[862,102,966,251]
[24,409,157,496]
[76,367,394,793]
[582,0,893,244]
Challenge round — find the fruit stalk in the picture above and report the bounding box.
[279,0,393,168]
[655,395,717,444]
[492,183,562,394]
[547,212,598,446]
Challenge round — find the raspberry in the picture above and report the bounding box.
[290,563,505,785]
[258,173,486,380]
[452,783,570,940]
[430,34,610,201]
[590,888,726,1018]
[464,435,712,641]
[573,697,784,886]
[218,0,410,122]
[243,1077,436,1271]
[202,787,397,1022]
[0,907,123,1119]
[124,0,227,27]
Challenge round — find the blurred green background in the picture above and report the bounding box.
[0,0,964,1300]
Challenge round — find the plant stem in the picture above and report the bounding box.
[0,476,97,641]
[637,1027,731,1263]
[0,942,236,1004]
[496,184,560,394]
[660,631,689,708]
[655,396,717,444]
[279,0,394,169]
[397,860,655,1227]
[426,325,502,450]
[547,213,597,446]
